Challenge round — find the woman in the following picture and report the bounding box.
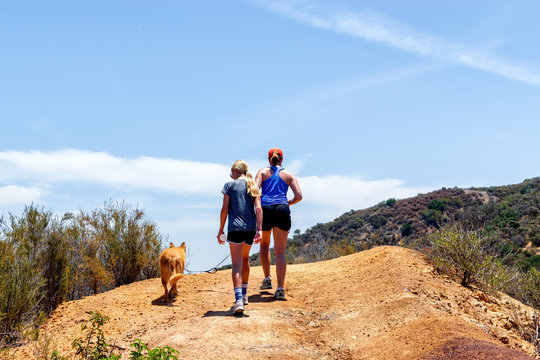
[218,160,263,314]
[255,148,302,300]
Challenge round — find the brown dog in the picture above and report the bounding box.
[159,242,186,302]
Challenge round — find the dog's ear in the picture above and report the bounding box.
[180,242,186,249]
[169,242,175,248]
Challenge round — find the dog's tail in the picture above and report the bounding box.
[169,273,184,285]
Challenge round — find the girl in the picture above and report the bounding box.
[218,160,263,314]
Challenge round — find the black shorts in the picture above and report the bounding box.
[262,204,291,231]
[227,231,256,245]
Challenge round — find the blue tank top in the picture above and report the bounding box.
[261,166,289,206]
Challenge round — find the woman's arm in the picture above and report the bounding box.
[218,194,230,243]
[287,174,303,206]
[254,168,264,188]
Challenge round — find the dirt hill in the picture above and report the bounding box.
[7,246,539,359]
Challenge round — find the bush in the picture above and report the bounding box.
[421,209,444,227]
[532,233,540,247]
[427,199,446,211]
[0,240,44,345]
[0,202,164,347]
[368,214,387,229]
[518,268,540,309]
[385,198,397,207]
[400,222,413,237]
[428,225,502,287]
[81,201,163,287]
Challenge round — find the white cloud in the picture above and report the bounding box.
[298,175,433,210]
[258,0,540,85]
[0,149,435,214]
[0,150,230,195]
[0,185,44,205]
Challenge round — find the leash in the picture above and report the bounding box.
[184,253,231,274]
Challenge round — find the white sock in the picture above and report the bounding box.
[234,287,242,302]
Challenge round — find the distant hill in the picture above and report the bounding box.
[282,177,540,270]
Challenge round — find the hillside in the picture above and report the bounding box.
[7,246,538,359]
[285,177,540,269]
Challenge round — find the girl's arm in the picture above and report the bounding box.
[253,196,263,244]
[218,194,230,243]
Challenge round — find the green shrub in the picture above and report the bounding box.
[368,214,387,229]
[81,202,162,287]
[350,217,364,229]
[532,233,540,247]
[129,339,179,360]
[427,199,446,211]
[520,255,540,271]
[400,222,413,237]
[428,225,501,287]
[385,198,397,207]
[50,311,179,360]
[518,268,540,309]
[421,209,444,227]
[69,311,119,360]
[0,227,45,345]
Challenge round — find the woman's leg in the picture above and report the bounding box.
[273,227,288,289]
[259,230,272,278]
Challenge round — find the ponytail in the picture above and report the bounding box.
[245,171,261,197]
[270,151,282,166]
[231,160,261,198]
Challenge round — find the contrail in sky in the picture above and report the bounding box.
[258,0,540,86]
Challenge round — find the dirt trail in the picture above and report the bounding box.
[8,246,539,359]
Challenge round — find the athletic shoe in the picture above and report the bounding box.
[243,296,248,305]
[260,278,272,290]
[274,288,286,300]
[233,299,244,314]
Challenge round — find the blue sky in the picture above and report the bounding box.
[1,0,539,270]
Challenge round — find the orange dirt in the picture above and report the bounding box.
[6,246,538,359]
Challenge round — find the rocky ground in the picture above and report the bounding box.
[6,246,539,359]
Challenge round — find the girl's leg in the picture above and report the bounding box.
[241,243,252,304]
[229,242,244,288]
[273,227,288,289]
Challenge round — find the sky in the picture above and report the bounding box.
[1,0,539,270]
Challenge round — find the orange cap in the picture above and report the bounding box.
[268,148,283,159]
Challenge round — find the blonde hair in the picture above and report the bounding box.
[232,160,261,197]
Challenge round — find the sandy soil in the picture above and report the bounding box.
[7,246,539,359]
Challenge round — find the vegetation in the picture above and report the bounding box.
[282,177,540,273]
[0,202,163,347]
[50,311,179,360]
[428,225,506,288]
[425,225,540,356]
